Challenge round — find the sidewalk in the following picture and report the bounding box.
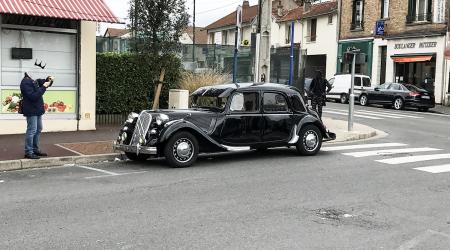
[430,104,450,115]
[0,118,381,171]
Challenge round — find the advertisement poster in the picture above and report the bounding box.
[1,89,76,114]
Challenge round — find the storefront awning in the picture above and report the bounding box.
[445,43,450,60]
[0,0,119,23]
[391,55,433,63]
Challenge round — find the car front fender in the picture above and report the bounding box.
[158,119,227,152]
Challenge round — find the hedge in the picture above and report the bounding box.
[96,53,182,114]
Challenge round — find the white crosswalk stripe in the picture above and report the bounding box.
[343,147,442,158]
[325,108,423,119]
[322,143,407,152]
[323,110,383,120]
[376,153,450,165]
[414,164,450,173]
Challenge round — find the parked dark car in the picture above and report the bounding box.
[359,83,435,111]
[114,83,336,167]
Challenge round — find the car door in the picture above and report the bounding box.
[353,76,363,100]
[370,83,389,103]
[384,83,402,103]
[220,91,263,145]
[262,91,294,143]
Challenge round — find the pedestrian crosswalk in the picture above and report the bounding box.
[323,108,424,120]
[322,142,450,174]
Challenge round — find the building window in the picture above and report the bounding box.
[328,14,333,24]
[406,0,432,23]
[380,0,389,19]
[221,31,228,45]
[351,0,364,30]
[307,19,317,42]
[285,24,291,44]
[209,33,215,44]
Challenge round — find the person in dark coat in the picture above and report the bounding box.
[20,73,53,159]
[309,71,332,119]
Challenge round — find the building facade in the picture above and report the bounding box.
[0,1,118,135]
[339,0,449,104]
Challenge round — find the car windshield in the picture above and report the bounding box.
[190,87,231,112]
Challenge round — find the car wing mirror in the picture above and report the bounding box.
[374,87,380,91]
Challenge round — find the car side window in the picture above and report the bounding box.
[291,95,306,112]
[388,84,401,91]
[263,92,289,112]
[362,78,371,87]
[229,92,259,112]
[354,77,362,87]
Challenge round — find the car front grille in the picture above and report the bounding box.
[130,112,152,146]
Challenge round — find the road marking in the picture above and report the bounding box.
[322,143,407,152]
[377,153,450,165]
[323,110,383,120]
[0,180,4,183]
[77,165,120,176]
[55,143,84,156]
[343,147,442,158]
[414,164,450,173]
[85,171,148,179]
[355,110,423,119]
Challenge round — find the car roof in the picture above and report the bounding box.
[194,82,299,95]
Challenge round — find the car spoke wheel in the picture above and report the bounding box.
[393,98,404,110]
[125,152,150,161]
[340,94,348,104]
[359,95,368,106]
[296,125,323,156]
[164,131,198,168]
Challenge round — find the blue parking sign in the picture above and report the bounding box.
[375,20,385,36]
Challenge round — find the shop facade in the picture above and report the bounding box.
[0,1,117,135]
[385,35,447,104]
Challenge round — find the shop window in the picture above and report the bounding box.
[351,0,364,30]
[380,0,389,19]
[406,0,432,23]
[221,31,228,45]
[307,19,317,42]
[2,14,78,29]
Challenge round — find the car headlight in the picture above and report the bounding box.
[126,112,139,123]
[155,114,169,126]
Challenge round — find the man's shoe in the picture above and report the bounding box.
[24,154,40,159]
[34,151,48,157]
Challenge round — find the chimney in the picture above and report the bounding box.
[303,1,311,12]
[243,0,250,8]
[277,0,283,17]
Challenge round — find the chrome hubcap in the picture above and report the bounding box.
[173,138,193,163]
[395,99,402,109]
[303,130,319,151]
[361,96,367,105]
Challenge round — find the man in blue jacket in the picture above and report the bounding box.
[20,74,53,159]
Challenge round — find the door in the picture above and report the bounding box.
[220,92,263,145]
[384,83,403,102]
[370,83,390,103]
[354,76,363,98]
[262,92,294,143]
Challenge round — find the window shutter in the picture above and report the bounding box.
[426,0,432,21]
[407,0,416,17]
[352,0,357,24]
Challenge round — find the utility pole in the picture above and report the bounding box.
[348,53,356,131]
[192,0,196,62]
[255,0,272,83]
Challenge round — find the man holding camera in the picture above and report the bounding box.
[20,74,54,159]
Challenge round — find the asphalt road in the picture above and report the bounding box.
[1,103,450,249]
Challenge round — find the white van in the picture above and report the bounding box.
[327,74,373,104]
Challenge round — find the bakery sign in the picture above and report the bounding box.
[394,42,437,50]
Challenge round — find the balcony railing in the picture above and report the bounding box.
[406,12,432,23]
[350,21,364,30]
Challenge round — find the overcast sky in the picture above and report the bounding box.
[103,0,259,28]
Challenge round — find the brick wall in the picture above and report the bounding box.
[340,0,449,40]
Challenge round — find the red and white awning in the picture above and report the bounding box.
[0,0,120,23]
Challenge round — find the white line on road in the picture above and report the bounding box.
[327,108,423,119]
[343,147,442,158]
[414,164,450,173]
[0,180,4,183]
[55,143,84,156]
[322,143,407,152]
[77,165,120,176]
[323,110,383,120]
[377,153,450,165]
[85,171,148,179]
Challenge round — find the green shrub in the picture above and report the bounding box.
[96,53,182,114]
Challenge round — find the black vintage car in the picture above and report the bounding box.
[114,83,336,167]
[359,83,435,111]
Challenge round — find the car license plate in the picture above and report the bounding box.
[421,96,430,99]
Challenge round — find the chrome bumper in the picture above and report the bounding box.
[113,143,157,155]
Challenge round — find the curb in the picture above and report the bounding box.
[0,153,121,172]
